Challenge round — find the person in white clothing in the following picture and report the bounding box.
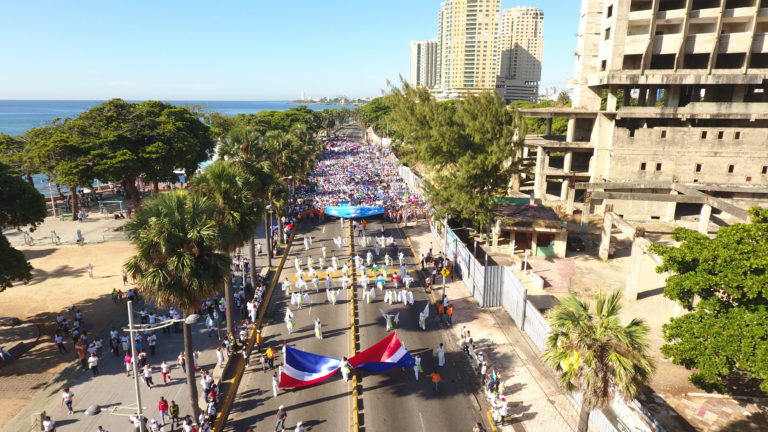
[339,357,350,381]
[272,372,280,397]
[436,343,446,367]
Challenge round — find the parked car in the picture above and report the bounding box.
[567,235,586,252]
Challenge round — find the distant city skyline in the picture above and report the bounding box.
[0,1,580,100]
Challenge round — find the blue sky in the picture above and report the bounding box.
[0,1,580,100]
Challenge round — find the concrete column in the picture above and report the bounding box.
[531,232,538,256]
[607,86,618,111]
[647,87,657,106]
[580,201,592,234]
[545,118,553,136]
[560,180,570,201]
[566,186,576,215]
[698,204,712,234]
[667,85,680,107]
[625,240,643,301]
[664,190,678,223]
[733,85,747,103]
[599,212,613,261]
[638,88,649,106]
[563,151,573,173]
[533,148,545,199]
[522,146,530,159]
[566,118,577,142]
[623,86,633,106]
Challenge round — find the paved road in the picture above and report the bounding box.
[226,216,352,432]
[355,219,484,432]
[225,125,486,432]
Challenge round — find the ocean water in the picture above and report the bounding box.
[0,100,349,197]
[0,100,349,136]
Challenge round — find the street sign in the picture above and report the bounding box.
[441,268,451,277]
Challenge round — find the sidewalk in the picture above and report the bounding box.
[404,222,589,432]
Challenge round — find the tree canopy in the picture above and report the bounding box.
[385,81,526,227]
[650,207,768,393]
[0,162,47,291]
[544,291,654,432]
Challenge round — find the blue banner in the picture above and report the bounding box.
[325,205,384,218]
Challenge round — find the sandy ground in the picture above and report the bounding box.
[0,237,135,429]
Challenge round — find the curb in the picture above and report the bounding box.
[212,221,298,432]
[348,221,361,432]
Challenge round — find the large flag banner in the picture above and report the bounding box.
[279,346,341,388]
[349,332,415,372]
[325,205,385,219]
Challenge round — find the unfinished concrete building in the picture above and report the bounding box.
[520,0,768,223]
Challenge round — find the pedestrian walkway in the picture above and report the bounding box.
[404,222,593,432]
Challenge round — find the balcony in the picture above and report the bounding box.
[625,34,650,55]
[718,32,752,53]
[653,34,684,55]
[525,135,594,150]
[689,7,721,19]
[617,102,768,120]
[629,9,654,21]
[685,33,718,53]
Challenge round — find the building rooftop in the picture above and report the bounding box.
[494,203,566,231]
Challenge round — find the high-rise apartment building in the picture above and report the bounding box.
[410,40,439,88]
[496,7,544,103]
[520,0,768,220]
[437,0,501,95]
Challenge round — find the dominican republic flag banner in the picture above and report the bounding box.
[349,332,415,372]
[279,346,341,388]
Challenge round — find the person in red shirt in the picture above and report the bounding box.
[157,396,169,425]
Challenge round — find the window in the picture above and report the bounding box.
[601,60,607,71]
[762,165,767,174]
[735,131,742,139]
[656,163,663,171]
[640,162,647,171]
[607,4,614,17]
[717,131,724,139]
[695,163,702,172]
[728,164,735,173]
[629,129,636,138]
[701,131,708,139]
[660,130,667,138]
[604,27,611,40]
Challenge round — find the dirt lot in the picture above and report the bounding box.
[0,239,134,429]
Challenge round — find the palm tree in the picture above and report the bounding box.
[190,160,265,336]
[123,191,230,420]
[543,291,655,432]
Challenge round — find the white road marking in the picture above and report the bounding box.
[419,411,427,432]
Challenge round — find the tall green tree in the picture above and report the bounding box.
[387,81,527,228]
[23,121,97,220]
[544,292,655,432]
[0,162,48,292]
[190,161,266,336]
[650,207,768,393]
[75,99,214,205]
[0,133,34,185]
[123,190,230,420]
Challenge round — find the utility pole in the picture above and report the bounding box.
[127,301,145,432]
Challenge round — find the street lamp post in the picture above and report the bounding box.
[124,301,200,431]
[265,205,273,267]
[126,300,145,432]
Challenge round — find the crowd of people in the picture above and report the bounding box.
[292,137,428,222]
[44,252,273,432]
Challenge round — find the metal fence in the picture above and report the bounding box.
[383,132,660,432]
